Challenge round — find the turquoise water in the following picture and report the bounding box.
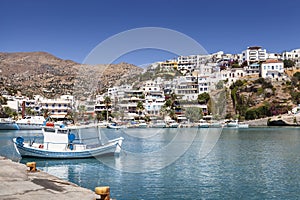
[1,127,300,199]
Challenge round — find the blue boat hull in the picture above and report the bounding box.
[0,122,19,130]
[13,138,123,159]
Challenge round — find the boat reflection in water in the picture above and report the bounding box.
[20,157,113,186]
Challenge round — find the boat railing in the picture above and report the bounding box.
[43,141,86,151]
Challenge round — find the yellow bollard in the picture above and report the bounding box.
[95,186,110,200]
[26,162,37,172]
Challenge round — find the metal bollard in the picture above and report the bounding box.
[26,162,37,172]
[95,186,110,200]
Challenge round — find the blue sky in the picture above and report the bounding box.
[1,0,300,66]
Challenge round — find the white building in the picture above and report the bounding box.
[40,98,72,119]
[221,68,246,84]
[198,76,210,94]
[244,63,260,76]
[144,91,165,115]
[174,75,198,101]
[267,53,281,60]
[282,49,300,60]
[261,59,284,79]
[177,54,210,73]
[282,49,300,67]
[242,46,267,63]
[142,80,162,93]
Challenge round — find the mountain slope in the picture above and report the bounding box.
[0,52,143,99]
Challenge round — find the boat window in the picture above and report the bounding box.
[58,129,68,134]
[44,128,55,132]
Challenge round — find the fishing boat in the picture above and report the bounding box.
[13,123,124,159]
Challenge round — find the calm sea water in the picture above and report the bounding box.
[1,127,300,199]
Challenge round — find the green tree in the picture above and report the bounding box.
[78,105,86,119]
[25,107,35,116]
[184,107,202,122]
[197,92,210,104]
[136,101,144,120]
[96,112,104,122]
[104,96,111,121]
[215,80,224,90]
[3,106,15,118]
[245,109,257,120]
[283,59,295,68]
[159,106,168,120]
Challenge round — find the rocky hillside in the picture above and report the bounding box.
[227,76,300,120]
[0,52,143,99]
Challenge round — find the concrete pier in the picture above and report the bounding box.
[0,156,96,199]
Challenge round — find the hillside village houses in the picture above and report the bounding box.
[1,46,300,121]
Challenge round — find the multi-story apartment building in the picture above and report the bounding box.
[144,91,165,116]
[159,60,178,70]
[198,76,210,94]
[117,90,145,118]
[242,46,267,63]
[40,98,73,119]
[175,75,198,101]
[94,95,111,112]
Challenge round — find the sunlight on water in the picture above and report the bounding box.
[1,128,300,199]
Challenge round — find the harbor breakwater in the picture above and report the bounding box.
[0,156,97,200]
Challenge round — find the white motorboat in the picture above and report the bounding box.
[226,119,239,127]
[13,124,124,159]
[16,116,46,130]
[137,120,148,128]
[198,119,210,128]
[0,118,18,130]
[151,120,167,128]
[167,120,179,128]
[226,120,249,128]
[238,124,249,128]
[209,121,223,128]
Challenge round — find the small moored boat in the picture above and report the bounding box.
[151,120,167,128]
[167,120,179,128]
[198,119,210,128]
[13,124,124,159]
